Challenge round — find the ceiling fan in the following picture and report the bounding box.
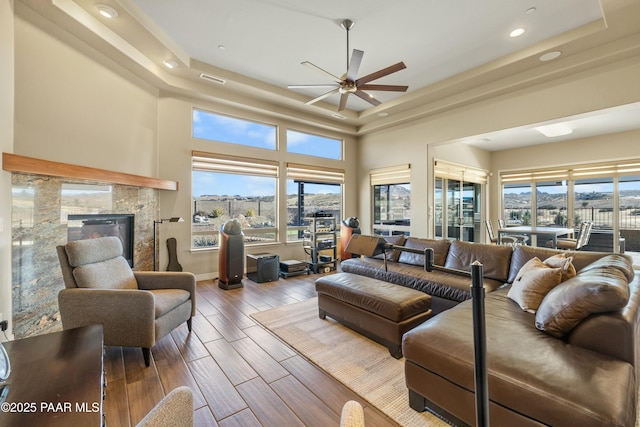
[288,19,408,111]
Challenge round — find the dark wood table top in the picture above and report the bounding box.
[0,325,104,426]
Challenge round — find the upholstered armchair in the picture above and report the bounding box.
[57,236,196,367]
[136,386,194,427]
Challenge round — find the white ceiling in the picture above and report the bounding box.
[19,0,640,150]
[130,0,604,112]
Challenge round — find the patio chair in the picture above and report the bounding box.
[553,221,594,250]
[485,220,518,246]
[497,219,529,245]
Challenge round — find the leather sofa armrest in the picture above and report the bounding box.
[135,272,196,316]
[567,275,640,364]
[58,288,155,348]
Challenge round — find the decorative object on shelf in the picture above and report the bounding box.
[153,217,184,271]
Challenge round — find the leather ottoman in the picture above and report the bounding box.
[315,272,432,358]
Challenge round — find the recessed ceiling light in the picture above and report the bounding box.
[162,60,178,69]
[535,123,574,137]
[525,7,537,15]
[510,28,526,38]
[218,45,226,51]
[378,112,389,117]
[539,51,562,62]
[332,113,347,120]
[96,4,118,19]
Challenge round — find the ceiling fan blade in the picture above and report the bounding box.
[338,93,350,111]
[288,84,339,89]
[305,88,339,105]
[358,84,408,92]
[346,49,364,82]
[356,62,407,86]
[354,90,381,106]
[302,61,342,84]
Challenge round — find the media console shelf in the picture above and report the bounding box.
[303,216,337,274]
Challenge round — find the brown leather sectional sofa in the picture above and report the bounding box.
[341,237,640,426]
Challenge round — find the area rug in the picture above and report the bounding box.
[251,298,451,427]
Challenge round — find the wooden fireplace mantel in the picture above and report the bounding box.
[2,153,178,191]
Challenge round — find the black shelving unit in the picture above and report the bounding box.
[303,216,337,274]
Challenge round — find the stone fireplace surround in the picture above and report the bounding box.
[4,153,177,339]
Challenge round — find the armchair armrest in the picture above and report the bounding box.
[135,272,196,316]
[58,288,156,348]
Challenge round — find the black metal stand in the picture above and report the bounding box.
[471,261,489,427]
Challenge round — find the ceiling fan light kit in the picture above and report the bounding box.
[288,19,408,112]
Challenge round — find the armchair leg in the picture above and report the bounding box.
[187,317,193,332]
[142,347,151,367]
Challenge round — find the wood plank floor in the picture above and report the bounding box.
[103,272,403,427]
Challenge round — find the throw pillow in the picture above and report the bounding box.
[507,257,563,313]
[535,266,630,337]
[543,254,577,282]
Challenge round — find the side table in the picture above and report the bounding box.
[0,324,104,426]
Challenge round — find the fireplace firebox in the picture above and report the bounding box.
[67,214,135,267]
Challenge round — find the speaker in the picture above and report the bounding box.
[246,253,280,283]
[218,223,244,290]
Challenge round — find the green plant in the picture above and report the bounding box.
[210,207,225,218]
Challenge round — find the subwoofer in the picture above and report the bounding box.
[246,253,279,283]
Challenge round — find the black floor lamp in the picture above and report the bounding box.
[153,217,184,271]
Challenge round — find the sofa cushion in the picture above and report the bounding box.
[444,240,513,282]
[73,256,138,289]
[371,234,406,262]
[508,257,563,313]
[535,265,631,337]
[543,253,577,282]
[398,237,451,266]
[578,254,635,283]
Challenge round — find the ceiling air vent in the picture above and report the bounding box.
[199,73,226,85]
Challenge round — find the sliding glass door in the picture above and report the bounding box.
[435,177,482,242]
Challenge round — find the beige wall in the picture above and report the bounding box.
[13,7,159,176]
[1,0,15,340]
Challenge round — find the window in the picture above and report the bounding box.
[286,164,344,241]
[192,152,278,248]
[535,180,568,226]
[501,161,640,254]
[370,165,411,236]
[286,129,342,160]
[373,184,411,236]
[503,183,532,225]
[193,109,276,150]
